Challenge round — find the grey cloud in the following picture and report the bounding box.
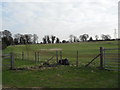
[1,0,118,41]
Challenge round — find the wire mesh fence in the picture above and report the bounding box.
[103,48,120,71]
[59,48,100,67]
[3,47,115,70]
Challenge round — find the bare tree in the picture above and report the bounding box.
[69,35,74,43]
[73,36,78,42]
[46,35,51,44]
[24,34,32,44]
[42,36,47,44]
[101,34,111,40]
[51,35,56,44]
[95,35,99,40]
[56,37,60,43]
[79,34,89,42]
[33,34,38,44]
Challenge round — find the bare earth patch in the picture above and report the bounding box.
[49,48,62,51]
[12,64,59,71]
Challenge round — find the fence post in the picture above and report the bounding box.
[35,52,37,63]
[10,52,14,70]
[60,51,62,60]
[100,47,104,69]
[56,51,58,63]
[38,52,39,62]
[76,50,78,67]
[22,52,24,60]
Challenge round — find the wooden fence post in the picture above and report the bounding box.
[22,52,24,60]
[100,47,104,69]
[10,52,14,70]
[76,50,78,67]
[38,52,39,62]
[35,52,37,63]
[60,51,62,60]
[56,51,58,63]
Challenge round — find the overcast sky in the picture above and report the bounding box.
[0,0,119,42]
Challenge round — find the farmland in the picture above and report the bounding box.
[2,41,119,88]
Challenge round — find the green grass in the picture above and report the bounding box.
[2,41,119,88]
[2,66,118,88]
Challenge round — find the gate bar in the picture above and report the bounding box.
[104,48,120,50]
[85,54,100,67]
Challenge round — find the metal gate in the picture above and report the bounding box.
[103,48,120,71]
[2,53,14,70]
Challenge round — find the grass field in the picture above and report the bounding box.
[2,41,119,88]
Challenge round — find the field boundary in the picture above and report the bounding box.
[3,47,120,71]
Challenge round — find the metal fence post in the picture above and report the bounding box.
[100,47,104,69]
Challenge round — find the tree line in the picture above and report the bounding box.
[68,34,112,43]
[42,35,60,44]
[0,30,39,49]
[0,30,118,49]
